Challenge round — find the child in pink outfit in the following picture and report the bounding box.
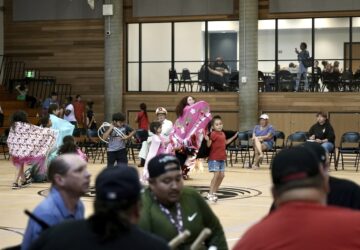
[143,121,170,180]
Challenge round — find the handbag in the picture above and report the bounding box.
[303,57,313,68]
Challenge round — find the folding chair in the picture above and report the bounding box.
[336,132,360,171]
[227,131,251,168]
[286,131,307,147]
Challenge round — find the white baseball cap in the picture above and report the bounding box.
[259,114,269,120]
[155,107,167,115]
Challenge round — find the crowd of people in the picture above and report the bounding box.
[263,41,360,92]
[4,94,360,250]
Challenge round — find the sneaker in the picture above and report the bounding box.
[21,179,32,188]
[207,193,217,202]
[252,165,260,170]
[24,168,32,182]
[12,183,20,190]
[212,194,218,202]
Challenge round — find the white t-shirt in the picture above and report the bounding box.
[162,119,173,138]
[64,104,77,122]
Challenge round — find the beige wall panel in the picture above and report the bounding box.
[329,113,359,146]
[290,113,318,134]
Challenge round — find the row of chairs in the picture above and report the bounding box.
[168,69,198,92]
[3,128,359,172]
[227,130,360,171]
[322,71,360,92]
[258,70,360,92]
[227,130,286,168]
[285,131,360,171]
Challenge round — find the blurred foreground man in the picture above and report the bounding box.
[139,154,228,250]
[234,146,360,250]
[30,166,169,250]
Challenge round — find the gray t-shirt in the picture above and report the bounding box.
[107,125,133,152]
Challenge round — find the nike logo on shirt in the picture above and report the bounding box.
[188,212,197,222]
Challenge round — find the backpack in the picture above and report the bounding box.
[303,57,313,68]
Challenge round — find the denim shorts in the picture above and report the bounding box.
[263,140,274,150]
[208,160,225,172]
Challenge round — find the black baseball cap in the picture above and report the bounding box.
[148,154,181,178]
[300,142,327,165]
[95,166,141,203]
[271,146,320,186]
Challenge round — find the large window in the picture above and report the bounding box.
[142,23,171,91]
[315,18,349,72]
[278,19,312,69]
[174,22,204,74]
[258,20,275,73]
[352,17,360,73]
[127,17,360,92]
[128,24,139,91]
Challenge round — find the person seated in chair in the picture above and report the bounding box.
[208,57,230,91]
[287,62,298,74]
[308,111,335,154]
[311,60,322,92]
[252,114,275,169]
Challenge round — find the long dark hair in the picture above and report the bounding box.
[87,101,94,110]
[175,96,190,118]
[57,135,78,155]
[149,121,161,134]
[140,102,148,119]
[89,199,138,242]
[10,110,28,130]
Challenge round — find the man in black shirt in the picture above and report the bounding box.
[208,57,230,91]
[308,111,335,153]
[303,142,360,210]
[30,167,169,250]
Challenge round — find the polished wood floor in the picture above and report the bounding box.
[1,158,360,249]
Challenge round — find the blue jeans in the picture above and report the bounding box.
[321,142,334,153]
[87,129,97,138]
[295,63,308,91]
[263,140,274,150]
[208,160,226,172]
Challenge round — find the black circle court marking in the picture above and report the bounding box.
[0,226,24,236]
[189,185,262,201]
[39,185,261,201]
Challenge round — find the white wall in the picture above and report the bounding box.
[141,22,204,91]
[141,23,170,91]
[258,27,349,72]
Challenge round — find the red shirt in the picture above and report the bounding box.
[208,131,226,161]
[73,101,85,125]
[136,111,149,130]
[234,202,360,250]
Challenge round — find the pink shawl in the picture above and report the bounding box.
[7,122,56,161]
[143,134,170,181]
[170,100,212,151]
